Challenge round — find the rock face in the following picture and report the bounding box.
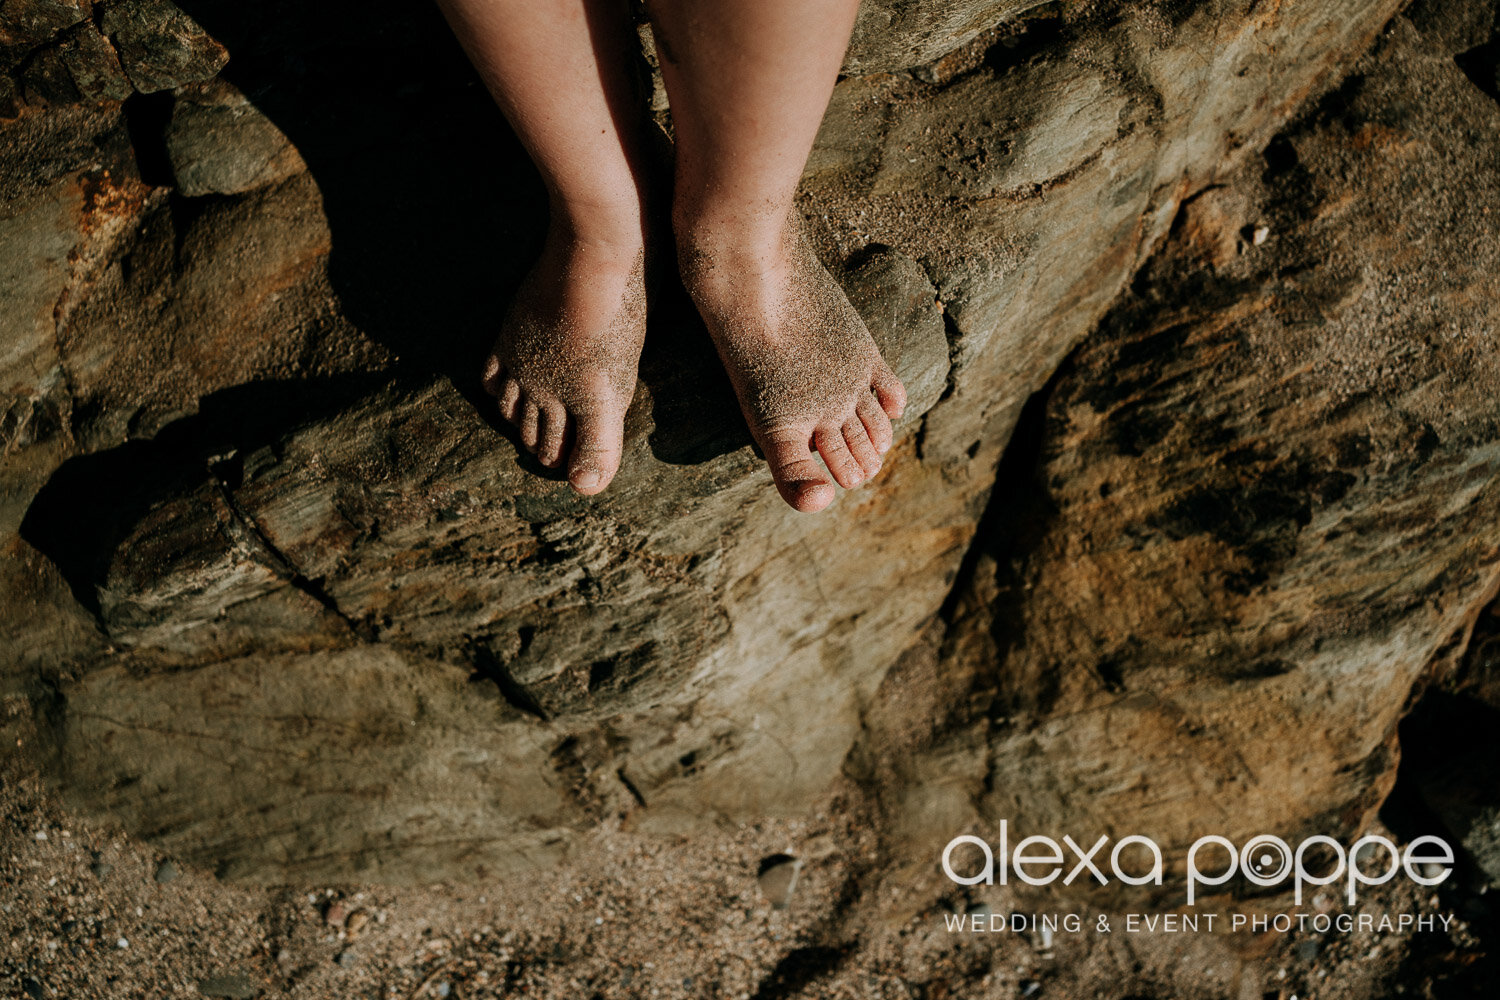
[5,0,1496,890]
[856,10,1500,889]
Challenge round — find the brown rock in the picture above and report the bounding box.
[867,14,1500,894]
[9,0,1467,890]
[845,0,1050,75]
[0,0,88,47]
[99,0,227,94]
[165,78,306,196]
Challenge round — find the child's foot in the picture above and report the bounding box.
[678,217,907,513]
[482,219,648,495]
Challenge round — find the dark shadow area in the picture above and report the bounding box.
[1456,38,1500,105]
[747,944,854,1000]
[165,0,541,399]
[1380,683,1500,997]
[19,372,394,619]
[164,0,743,466]
[636,281,748,465]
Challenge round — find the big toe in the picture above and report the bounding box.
[763,426,836,513]
[567,409,625,496]
[781,479,837,513]
[873,368,907,420]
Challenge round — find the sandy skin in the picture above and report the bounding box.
[681,219,906,513]
[443,0,903,510]
[480,227,648,495]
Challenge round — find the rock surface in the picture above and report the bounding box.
[856,10,1500,893]
[3,0,1500,996]
[2,0,1494,908]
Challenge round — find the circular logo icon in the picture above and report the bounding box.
[1240,835,1294,885]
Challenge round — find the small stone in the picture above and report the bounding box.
[344,909,368,938]
[1020,979,1042,997]
[435,984,451,999]
[1252,225,1271,245]
[756,854,802,909]
[34,830,47,841]
[1295,938,1320,960]
[155,860,179,883]
[966,901,993,918]
[336,950,357,968]
[324,900,348,927]
[197,973,261,999]
[116,937,129,949]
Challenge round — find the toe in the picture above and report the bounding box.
[842,418,883,479]
[482,355,505,396]
[856,394,894,454]
[763,426,836,513]
[872,368,907,420]
[518,397,541,452]
[568,409,625,496]
[813,424,865,490]
[536,404,568,468]
[497,379,522,423]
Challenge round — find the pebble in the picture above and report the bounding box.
[197,973,261,999]
[345,908,368,938]
[336,949,357,968]
[1295,938,1320,961]
[117,938,129,949]
[756,854,802,909]
[324,900,348,926]
[154,860,179,884]
[436,984,451,998]
[1252,225,1271,245]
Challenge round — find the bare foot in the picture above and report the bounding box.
[679,219,907,513]
[482,220,647,495]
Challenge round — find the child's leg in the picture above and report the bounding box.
[437,0,655,495]
[648,0,907,513]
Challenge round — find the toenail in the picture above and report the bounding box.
[573,470,601,490]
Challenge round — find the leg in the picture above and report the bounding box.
[436,0,655,494]
[649,0,907,513]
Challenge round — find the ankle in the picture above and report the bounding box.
[547,193,651,261]
[674,209,799,287]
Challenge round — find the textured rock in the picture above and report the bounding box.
[0,0,89,47]
[98,0,227,94]
[859,12,1500,892]
[845,0,1047,75]
[5,0,1480,888]
[18,22,132,104]
[164,78,306,195]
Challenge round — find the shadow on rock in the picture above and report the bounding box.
[19,373,392,620]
